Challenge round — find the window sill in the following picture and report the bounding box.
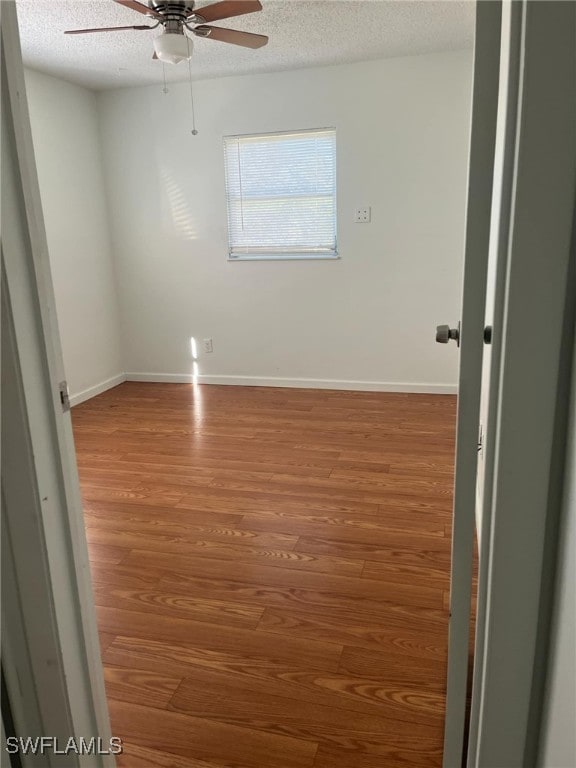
[228,254,340,262]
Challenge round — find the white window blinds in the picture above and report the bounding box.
[223,128,337,260]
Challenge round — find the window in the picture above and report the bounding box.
[223,128,337,261]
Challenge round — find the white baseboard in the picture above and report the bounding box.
[125,372,457,395]
[69,374,127,407]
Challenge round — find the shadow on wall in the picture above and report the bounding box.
[161,163,198,241]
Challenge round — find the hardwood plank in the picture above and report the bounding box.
[253,433,454,455]
[87,529,363,576]
[89,562,165,590]
[84,505,296,550]
[93,584,265,629]
[108,699,318,768]
[79,466,220,488]
[361,556,451,588]
[116,742,220,768]
[338,645,448,686]
[81,485,185,506]
[296,536,452,572]
[81,457,328,481]
[313,745,443,768]
[387,460,455,478]
[104,665,181,709]
[104,636,445,717]
[274,471,453,496]
[83,500,241,525]
[257,607,447,659]
[98,632,117,655]
[156,567,447,622]
[77,473,142,491]
[105,634,340,680]
[173,490,450,526]
[169,676,444,753]
[123,548,445,610]
[169,665,445,728]
[119,444,342,463]
[238,512,451,550]
[96,606,343,672]
[176,487,382,517]
[87,542,129,565]
[71,423,117,435]
[338,446,455,462]
[206,475,453,507]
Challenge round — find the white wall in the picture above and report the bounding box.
[538,336,576,768]
[25,69,124,403]
[98,50,472,391]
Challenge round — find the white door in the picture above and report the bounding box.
[442,1,576,765]
[440,3,502,765]
[466,2,576,764]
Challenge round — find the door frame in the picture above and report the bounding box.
[1,2,113,765]
[2,1,575,766]
[467,2,576,765]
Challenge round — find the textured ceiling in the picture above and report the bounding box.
[16,0,475,90]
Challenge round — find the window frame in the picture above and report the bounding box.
[223,127,339,262]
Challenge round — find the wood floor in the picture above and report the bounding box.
[72,382,457,768]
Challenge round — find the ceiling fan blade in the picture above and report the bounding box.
[192,1,262,23]
[194,25,267,48]
[65,24,154,34]
[113,0,161,18]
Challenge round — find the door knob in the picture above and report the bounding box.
[436,324,460,346]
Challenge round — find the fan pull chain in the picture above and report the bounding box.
[162,63,169,94]
[187,37,198,135]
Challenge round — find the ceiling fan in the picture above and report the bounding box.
[64,0,268,64]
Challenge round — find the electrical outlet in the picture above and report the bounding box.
[354,206,371,223]
[202,338,213,354]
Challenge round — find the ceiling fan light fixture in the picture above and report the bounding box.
[153,31,192,64]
